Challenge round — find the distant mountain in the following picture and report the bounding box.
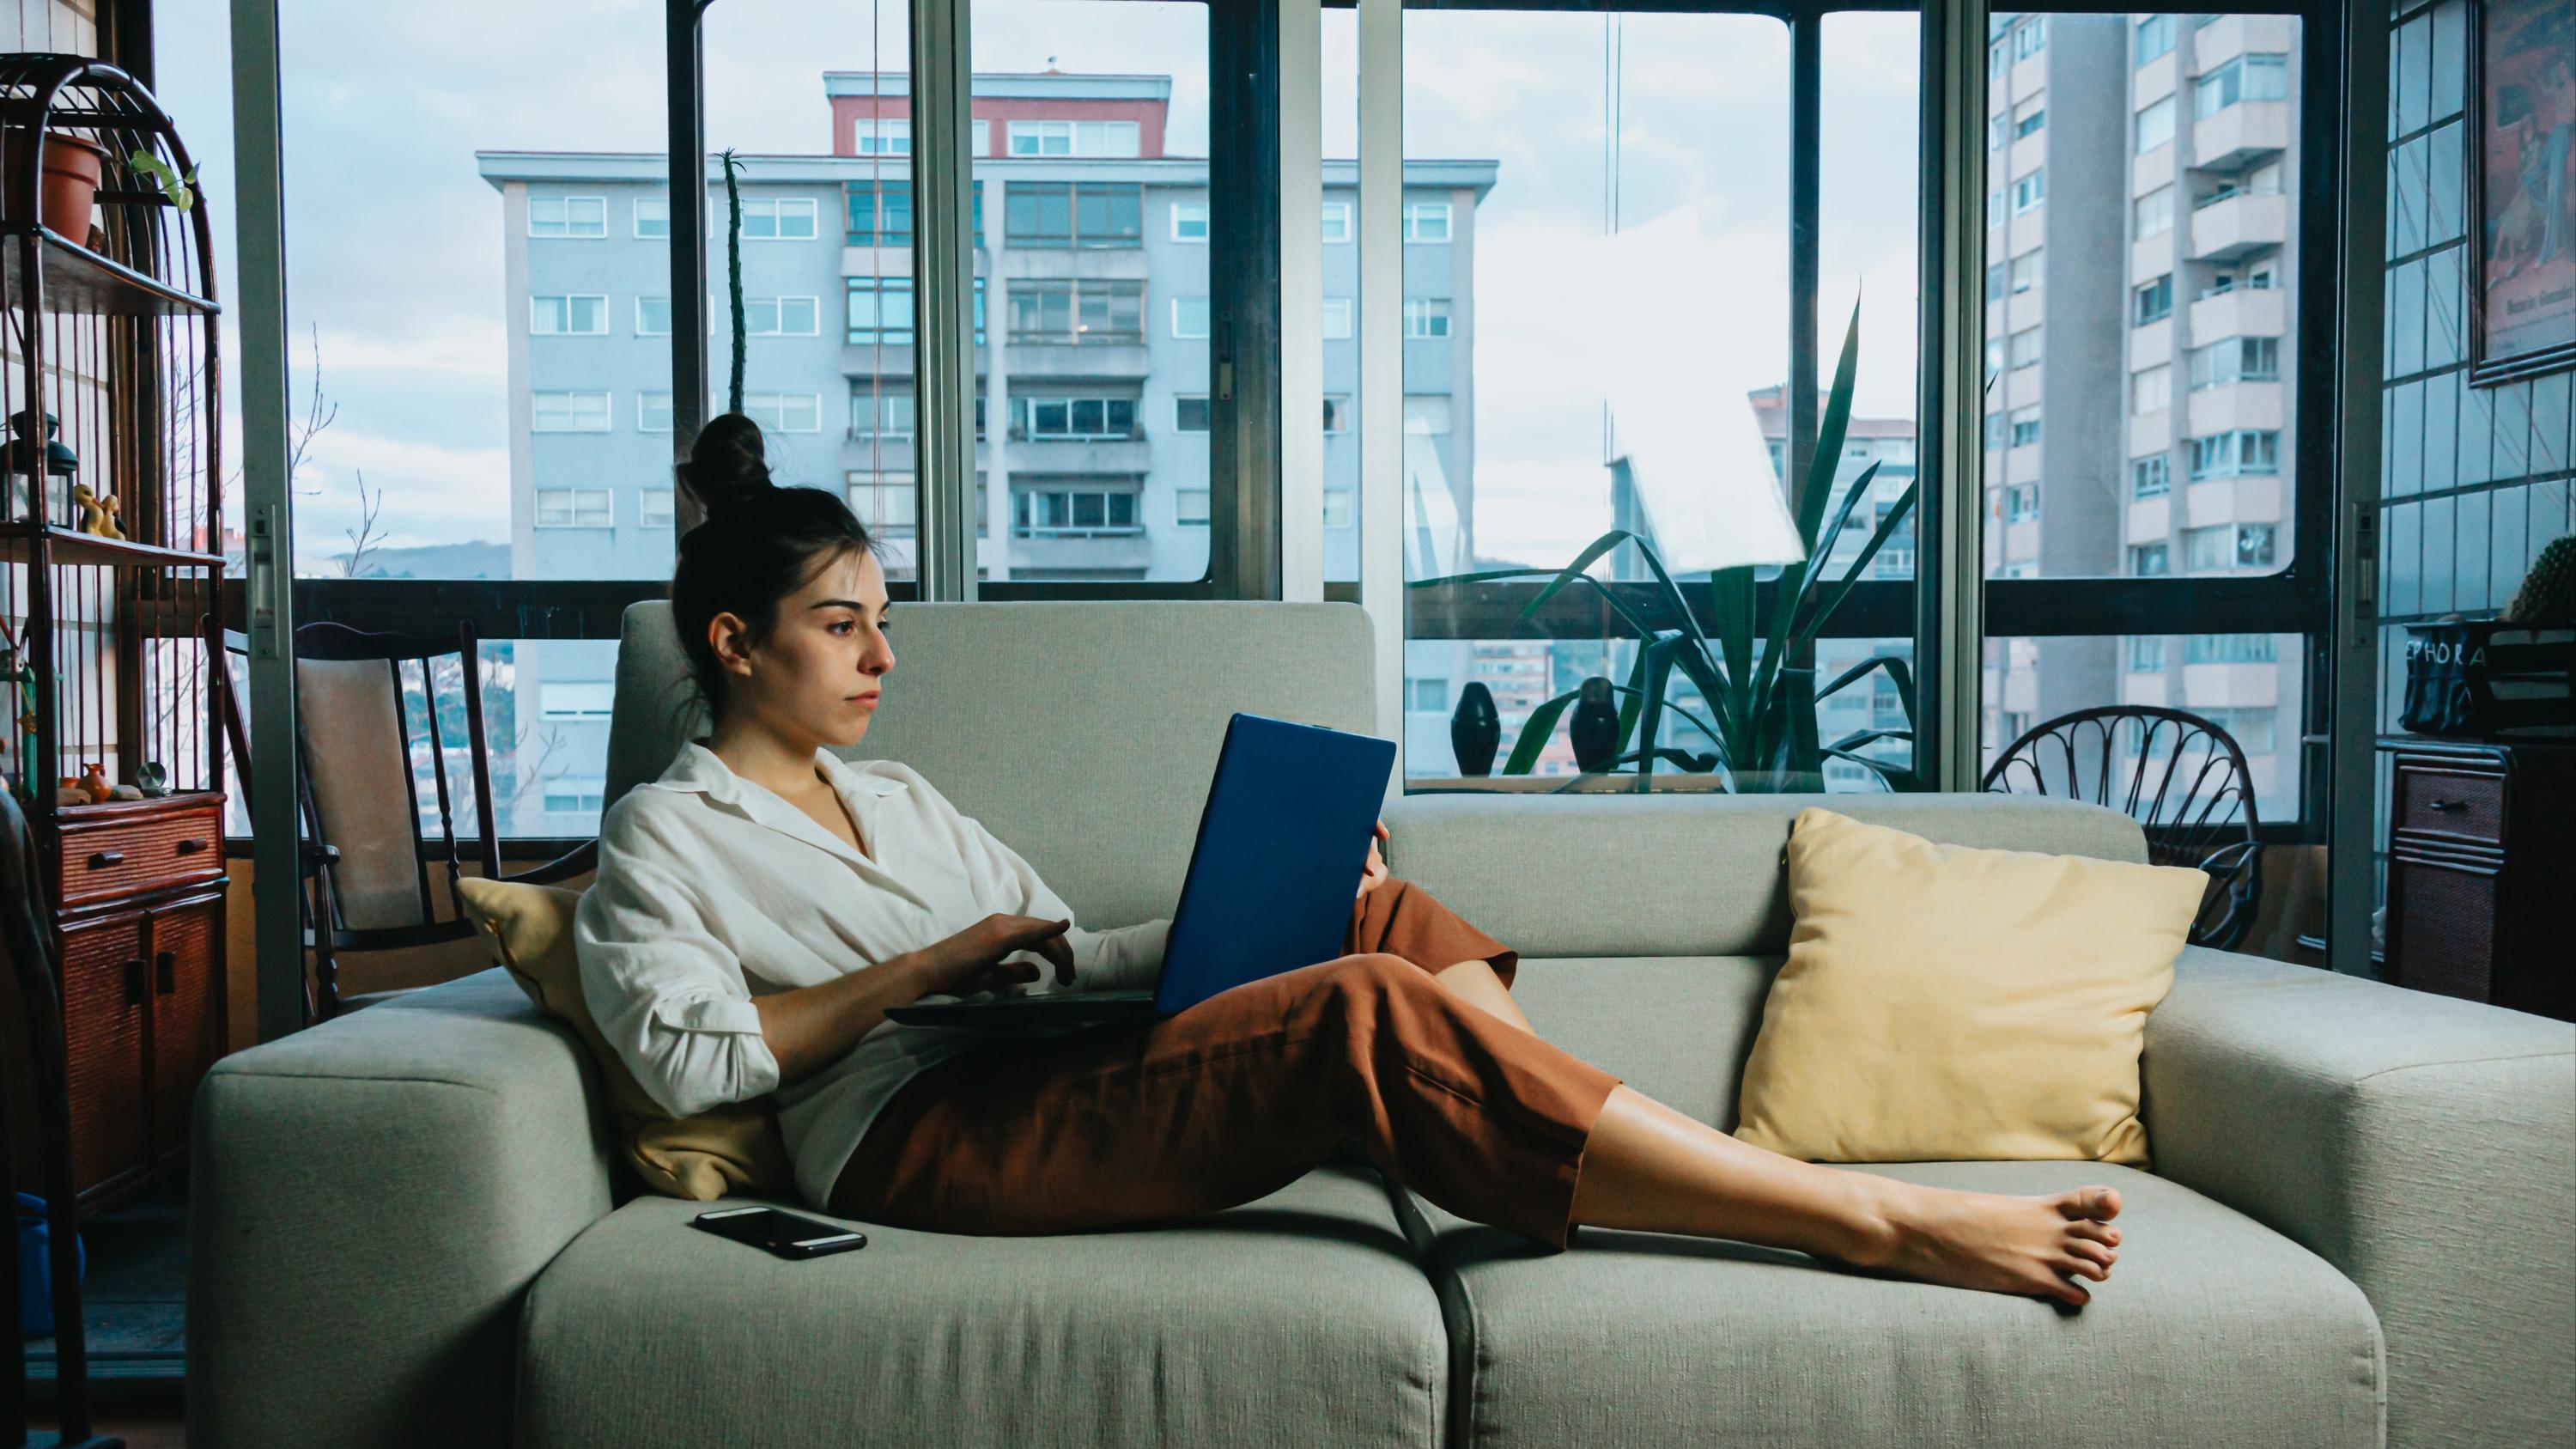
[305,540,512,580]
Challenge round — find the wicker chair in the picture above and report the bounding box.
[1982,704,2265,951]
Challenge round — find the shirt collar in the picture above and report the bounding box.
[654,740,913,883]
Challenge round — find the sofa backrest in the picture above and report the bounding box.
[605,599,1377,926]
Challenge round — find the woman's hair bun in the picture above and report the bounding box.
[678,411,775,520]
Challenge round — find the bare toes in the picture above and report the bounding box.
[2069,1220,2121,1247]
[2068,1239,2117,1269]
[2047,1275,2093,1307]
[2062,1251,2112,1282]
[2057,1186,2123,1223]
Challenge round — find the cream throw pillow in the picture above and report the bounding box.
[1733,807,2206,1166]
[455,876,793,1202]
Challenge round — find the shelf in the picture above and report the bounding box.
[3,226,219,318]
[0,521,223,569]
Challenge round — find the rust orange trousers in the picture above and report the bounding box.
[828,880,1624,1250]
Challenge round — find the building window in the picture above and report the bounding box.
[1013,396,1138,441]
[846,181,914,247]
[634,198,670,239]
[846,472,918,535]
[1321,297,1354,339]
[854,118,910,155]
[2133,362,2172,415]
[2008,327,2042,369]
[850,388,916,439]
[2014,97,2045,139]
[738,198,819,241]
[2134,275,2173,326]
[741,393,823,434]
[531,295,607,336]
[528,195,605,238]
[2014,15,2045,58]
[2012,168,2045,213]
[1404,298,1452,338]
[1176,489,1212,525]
[1987,186,2006,228]
[2008,251,2040,294]
[2187,429,2282,479]
[639,489,675,527]
[2195,707,2276,752]
[1984,263,2006,302]
[638,392,673,434]
[1990,38,2010,78]
[1322,395,1352,434]
[1005,181,1145,248]
[2135,186,2175,238]
[543,784,606,814]
[742,295,822,337]
[1006,119,1141,157]
[1171,201,1209,242]
[1984,411,2006,451]
[2188,336,2281,389]
[1990,113,2010,151]
[2127,636,2166,672]
[532,391,611,433]
[635,296,671,336]
[2135,95,2176,154]
[2237,523,2277,569]
[1172,296,1211,339]
[1321,202,1352,243]
[2184,525,2233,572]
[1403,201,1453,242]
[2129,542,2171,576]
[1174,395,1211,433]
[1015,485,1142,537]
[2131,455,2171,496]
[2008,406,2041,447]
[1405,677,1448,711]
[2135,14,2175,64]
[2005,482,2040,521]
[2194,54,2289,119]
[534,487,613,527]
[847,277,915,345]
[2186,633,2278,664]
[1009,279,1146,344]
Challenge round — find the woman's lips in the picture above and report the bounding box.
[849,692,882,707]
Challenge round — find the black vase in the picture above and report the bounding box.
[1449,681,1500,776]
[1568,675,1619,773]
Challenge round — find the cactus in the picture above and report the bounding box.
[2503,535,2575,626]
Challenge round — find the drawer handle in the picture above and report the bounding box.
[89,849,125,868]
[125,957,147,1008]
[176,837,206,855]
[2427,798,2466,812]
[155,949,176,995]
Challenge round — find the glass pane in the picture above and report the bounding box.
[1981,9,2308,825]
[972,1,1212,583]
[1990,631,2297,825]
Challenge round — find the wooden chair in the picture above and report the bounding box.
[258,622,592,1020]
[1982,704,2265,952]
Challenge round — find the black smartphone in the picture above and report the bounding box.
[690,1205,869,1260]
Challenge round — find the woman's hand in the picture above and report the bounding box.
[911,913,1077,999]
[1358,819,1390,900]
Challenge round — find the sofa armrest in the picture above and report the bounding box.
[189,968,617,1449]
[2142,947,2576,1449]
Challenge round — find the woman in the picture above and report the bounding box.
[577,415,2124,1306]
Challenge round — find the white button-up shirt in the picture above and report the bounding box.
[574,740,1170,1209]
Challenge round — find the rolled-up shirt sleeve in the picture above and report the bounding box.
[574,819,784,1118]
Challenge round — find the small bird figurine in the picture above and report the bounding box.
[72,483,125,539]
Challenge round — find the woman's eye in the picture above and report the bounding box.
[829,620,855,635]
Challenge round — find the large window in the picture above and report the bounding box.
[1004,181,1145,248]
[2193,53,2288,118]
[1007,281,1146,345]
[1013,396,1140,441]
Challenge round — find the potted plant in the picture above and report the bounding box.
[3,126,107,238]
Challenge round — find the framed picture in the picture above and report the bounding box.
[2467,0,2576,385]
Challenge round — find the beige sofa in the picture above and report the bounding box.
[189,602,2576,1449]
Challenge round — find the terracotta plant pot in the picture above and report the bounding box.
[3,131,106,238]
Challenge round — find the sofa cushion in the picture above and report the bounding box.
[1500,956,1776,1128]
[1403,1161,2381,1449]
[519,1164,1449,1449]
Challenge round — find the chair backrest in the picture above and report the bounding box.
[606,600,1378,926]
[294,622,500,938]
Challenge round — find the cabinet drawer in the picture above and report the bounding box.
[55,802,224,908]
[2386,854,2501,1003]
[2390,762,2506,846]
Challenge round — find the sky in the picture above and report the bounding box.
[148,0,1924,571]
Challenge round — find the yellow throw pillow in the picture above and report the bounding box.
[1734,807,2206,1167]
[455,877,793,1202]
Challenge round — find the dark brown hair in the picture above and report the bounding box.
[667,412,876,723]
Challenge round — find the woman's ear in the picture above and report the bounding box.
[708,611,756,678]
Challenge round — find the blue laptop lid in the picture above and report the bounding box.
[1155,713,1398,1014]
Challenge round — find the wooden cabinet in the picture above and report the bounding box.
[147,891,226,1168]
[2381,740,2576,1021]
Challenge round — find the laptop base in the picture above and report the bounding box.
[885,989,1159,1028]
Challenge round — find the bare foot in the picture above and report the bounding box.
[1845,1181,2124,1307]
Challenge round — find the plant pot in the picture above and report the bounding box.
[3,131,106,238]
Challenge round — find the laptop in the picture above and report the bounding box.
[882,713,1397,1029]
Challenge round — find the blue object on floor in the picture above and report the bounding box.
[15,1190,83,1338]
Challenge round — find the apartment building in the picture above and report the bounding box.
[477,71,1494,825]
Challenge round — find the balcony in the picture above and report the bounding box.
[1005,338,1153,379]
[2188,191,2287,262]
[1005,435,1154,476]
[2184,381,2285,439]
[2189,284,2286,341]
[845,433,920,471]
[1008,530,1152,575]
[2192,100,2290,171]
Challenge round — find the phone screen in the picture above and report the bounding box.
[691,1205,869,1259]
